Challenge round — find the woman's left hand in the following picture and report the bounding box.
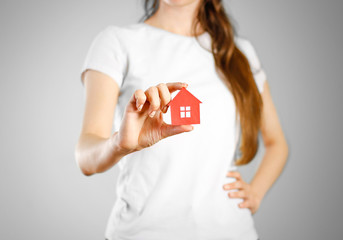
[223,171,262,215]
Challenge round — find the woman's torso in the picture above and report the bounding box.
[103,23,259,240]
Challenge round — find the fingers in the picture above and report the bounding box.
[223,180,244,190]
[166,82,188,93]
[228,190,247,199]
[145,86,160,118]
[134,89,146,111]
[238,199,254,215]
[238,200,250,209]
[160,123,193,139]
[222,172,257,214]
[156,83,171,113]
[157,82,188,113]
[226,171,242,181]
[131,82,188,116]
[223,171,246,198]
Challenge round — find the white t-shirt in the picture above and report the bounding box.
[80,22,267,240]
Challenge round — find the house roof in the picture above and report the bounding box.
[167,87,202,107]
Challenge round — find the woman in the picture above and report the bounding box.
[75,0,289,239]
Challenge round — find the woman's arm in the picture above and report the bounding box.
[250,80,289,202]
[223,80,289,214]
[74,70,126,176]
[74,70,193,176]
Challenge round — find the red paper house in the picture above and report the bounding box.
[167,87,202,125]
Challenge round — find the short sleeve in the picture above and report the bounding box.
[80,26,128,87]
[235,38,267,93]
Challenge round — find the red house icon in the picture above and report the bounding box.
[167,87,202,125]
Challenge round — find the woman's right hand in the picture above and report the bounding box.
[113,82,194,154]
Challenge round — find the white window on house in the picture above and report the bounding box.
[180,106,191,118]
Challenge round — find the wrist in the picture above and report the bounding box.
[250,184,264,204]
[109,132,134,157]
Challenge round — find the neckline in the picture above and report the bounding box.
[138,22,208,40]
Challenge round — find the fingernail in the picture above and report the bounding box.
[149,111,156,118]
[138,104,143,111]
[187,125,194,131]
[224,185,230,190]
[162,106,167,112]
[183,83,188,87]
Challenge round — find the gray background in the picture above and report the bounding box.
[1,0,342,239]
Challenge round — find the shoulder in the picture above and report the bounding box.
[234,37,257,62]
[100,23,146,40]
[97,23,149,50]
[234,36,254,50]
[234,36,262,71]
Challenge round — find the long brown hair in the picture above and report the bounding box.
[140,0,263,166]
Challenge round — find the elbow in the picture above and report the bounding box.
[284,138,290,160]
[80,166,95,176]
[279,133,290,159]
[265,136,289,157]
[77,160,95,177]
[74,149,96,177]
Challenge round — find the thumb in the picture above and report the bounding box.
[161,123,194,139]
